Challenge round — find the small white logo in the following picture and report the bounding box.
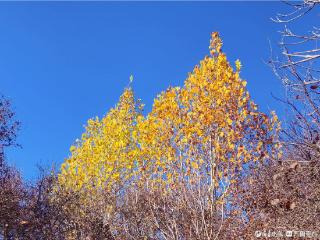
[255,231,262,238]
[285,231,293,237]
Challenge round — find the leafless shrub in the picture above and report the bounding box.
[230,159,320,239]
[0,96,23,239]
[0,162,25,239]
[112,176,238,240]
[232,3,320,238]
[270,0,320,159]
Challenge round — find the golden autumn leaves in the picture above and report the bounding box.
[58,32,281,200]
[59,89,141,191]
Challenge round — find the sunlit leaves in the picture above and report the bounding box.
[136,32,281,201]
[58,88,142,192]
[58,32,281,210]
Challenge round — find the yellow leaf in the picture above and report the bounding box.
[70,145,76,152]
[191,161,199,169]
[235,59,242,71]
[227,118,233,125]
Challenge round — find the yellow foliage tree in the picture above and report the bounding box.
[58,88,142,193]
[136,32,281,201]
[58,32,281,214]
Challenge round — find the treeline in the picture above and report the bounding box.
[1,1,320,239]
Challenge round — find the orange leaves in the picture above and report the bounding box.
[226,118,233,126]
[235,59,242,72]
[210,32,223,56]
[191,161,199,170]
[58,32,282,206]
[58,88,143,193]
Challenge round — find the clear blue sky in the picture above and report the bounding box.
[0,2,317,181]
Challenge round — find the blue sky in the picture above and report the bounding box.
[0,2,316,181]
